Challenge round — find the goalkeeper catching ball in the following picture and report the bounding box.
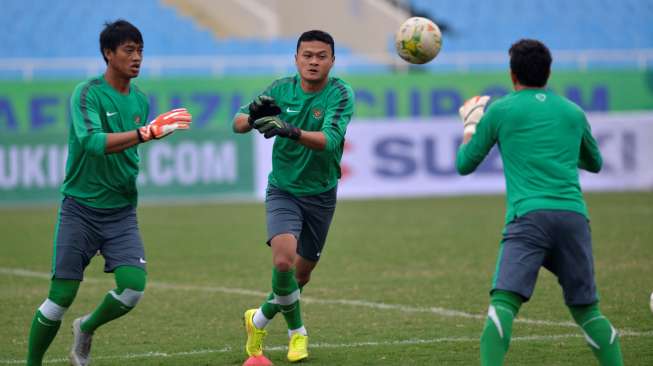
[456,39,623,366]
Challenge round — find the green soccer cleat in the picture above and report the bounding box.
[244,309,268,357]
[69,317,93,366]
[287,333,308,362]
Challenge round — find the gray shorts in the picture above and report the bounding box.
[492,210,597,306]
[52,196,146,280]
[265,185,337,262]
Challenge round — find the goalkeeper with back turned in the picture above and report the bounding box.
[456,38,623,366]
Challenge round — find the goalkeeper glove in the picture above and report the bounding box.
[248,95,281,127]
[458,95,490,134]
[253,116,302,140]
[137,108,192,142]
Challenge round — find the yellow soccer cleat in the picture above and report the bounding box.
[244,309,268,357]
[287,333,309,362]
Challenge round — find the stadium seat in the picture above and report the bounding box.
[409,0,653,52]
[2,0,651,76]
[0,0,310,58]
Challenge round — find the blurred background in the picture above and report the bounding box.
[1,0,652,205]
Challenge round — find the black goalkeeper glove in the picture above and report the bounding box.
[248,95,281,127]
[253,116,302,140]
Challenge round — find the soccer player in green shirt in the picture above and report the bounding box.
[233,30,354,364]
[26,20,192,366]
[456,39,623,366]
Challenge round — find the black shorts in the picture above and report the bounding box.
[265,185,337,262]
[51,196,146,280]
[492,210,598,306]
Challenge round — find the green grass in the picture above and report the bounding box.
[1,192,652,365]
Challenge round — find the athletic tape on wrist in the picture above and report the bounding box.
[464,125,477,135]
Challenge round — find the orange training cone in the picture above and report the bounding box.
[243,355,273,366]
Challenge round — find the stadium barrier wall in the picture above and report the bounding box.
[0,112,651,206]
[255,112,653,200]
[0,130,254,205]
[1,70,652,133]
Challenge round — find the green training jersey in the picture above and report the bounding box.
[456,89,602,224]
[61,75,149,208]
[239,74,355,196]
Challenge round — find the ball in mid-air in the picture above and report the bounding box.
[395,17,442,64]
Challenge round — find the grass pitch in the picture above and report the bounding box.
[1,192,652,365]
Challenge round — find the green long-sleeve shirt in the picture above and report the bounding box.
[61,75,149,208]
[456,89,602,224]
[238,74,355,196]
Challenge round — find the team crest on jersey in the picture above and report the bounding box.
[134,115,142,124]
[312,107,324,120]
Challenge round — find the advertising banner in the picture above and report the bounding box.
[255,112,653,199]
[1,70,652,133]
[0,130,253,205]
[2,112,652,205]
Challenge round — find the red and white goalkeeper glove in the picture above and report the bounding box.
[459,96,490,135]
[137,108,192,142]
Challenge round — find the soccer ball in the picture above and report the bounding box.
[395,17,442,64]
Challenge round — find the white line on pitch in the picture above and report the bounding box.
[1,330,652,365]
[0,347,232,365]
[0,267,574,329]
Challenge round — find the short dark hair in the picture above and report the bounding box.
[99,19,143,64]
[296,30,335,56]
[509,39,552,87]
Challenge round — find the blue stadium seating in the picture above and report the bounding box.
[1,0,650,77]
[5,0,653,58]
[0,0,303,58]
[410,0,653,52]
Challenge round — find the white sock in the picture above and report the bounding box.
[38,299,67,321]
[253,308,271,329]
[288,325,307,337]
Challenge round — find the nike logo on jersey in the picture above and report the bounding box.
[139,258,147,264]
[286,107,300,113]
[106,111,118,117]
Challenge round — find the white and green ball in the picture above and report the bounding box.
[395,17,442,64]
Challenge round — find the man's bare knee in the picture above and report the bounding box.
[296,272,311,287]
[274,257,294,272]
